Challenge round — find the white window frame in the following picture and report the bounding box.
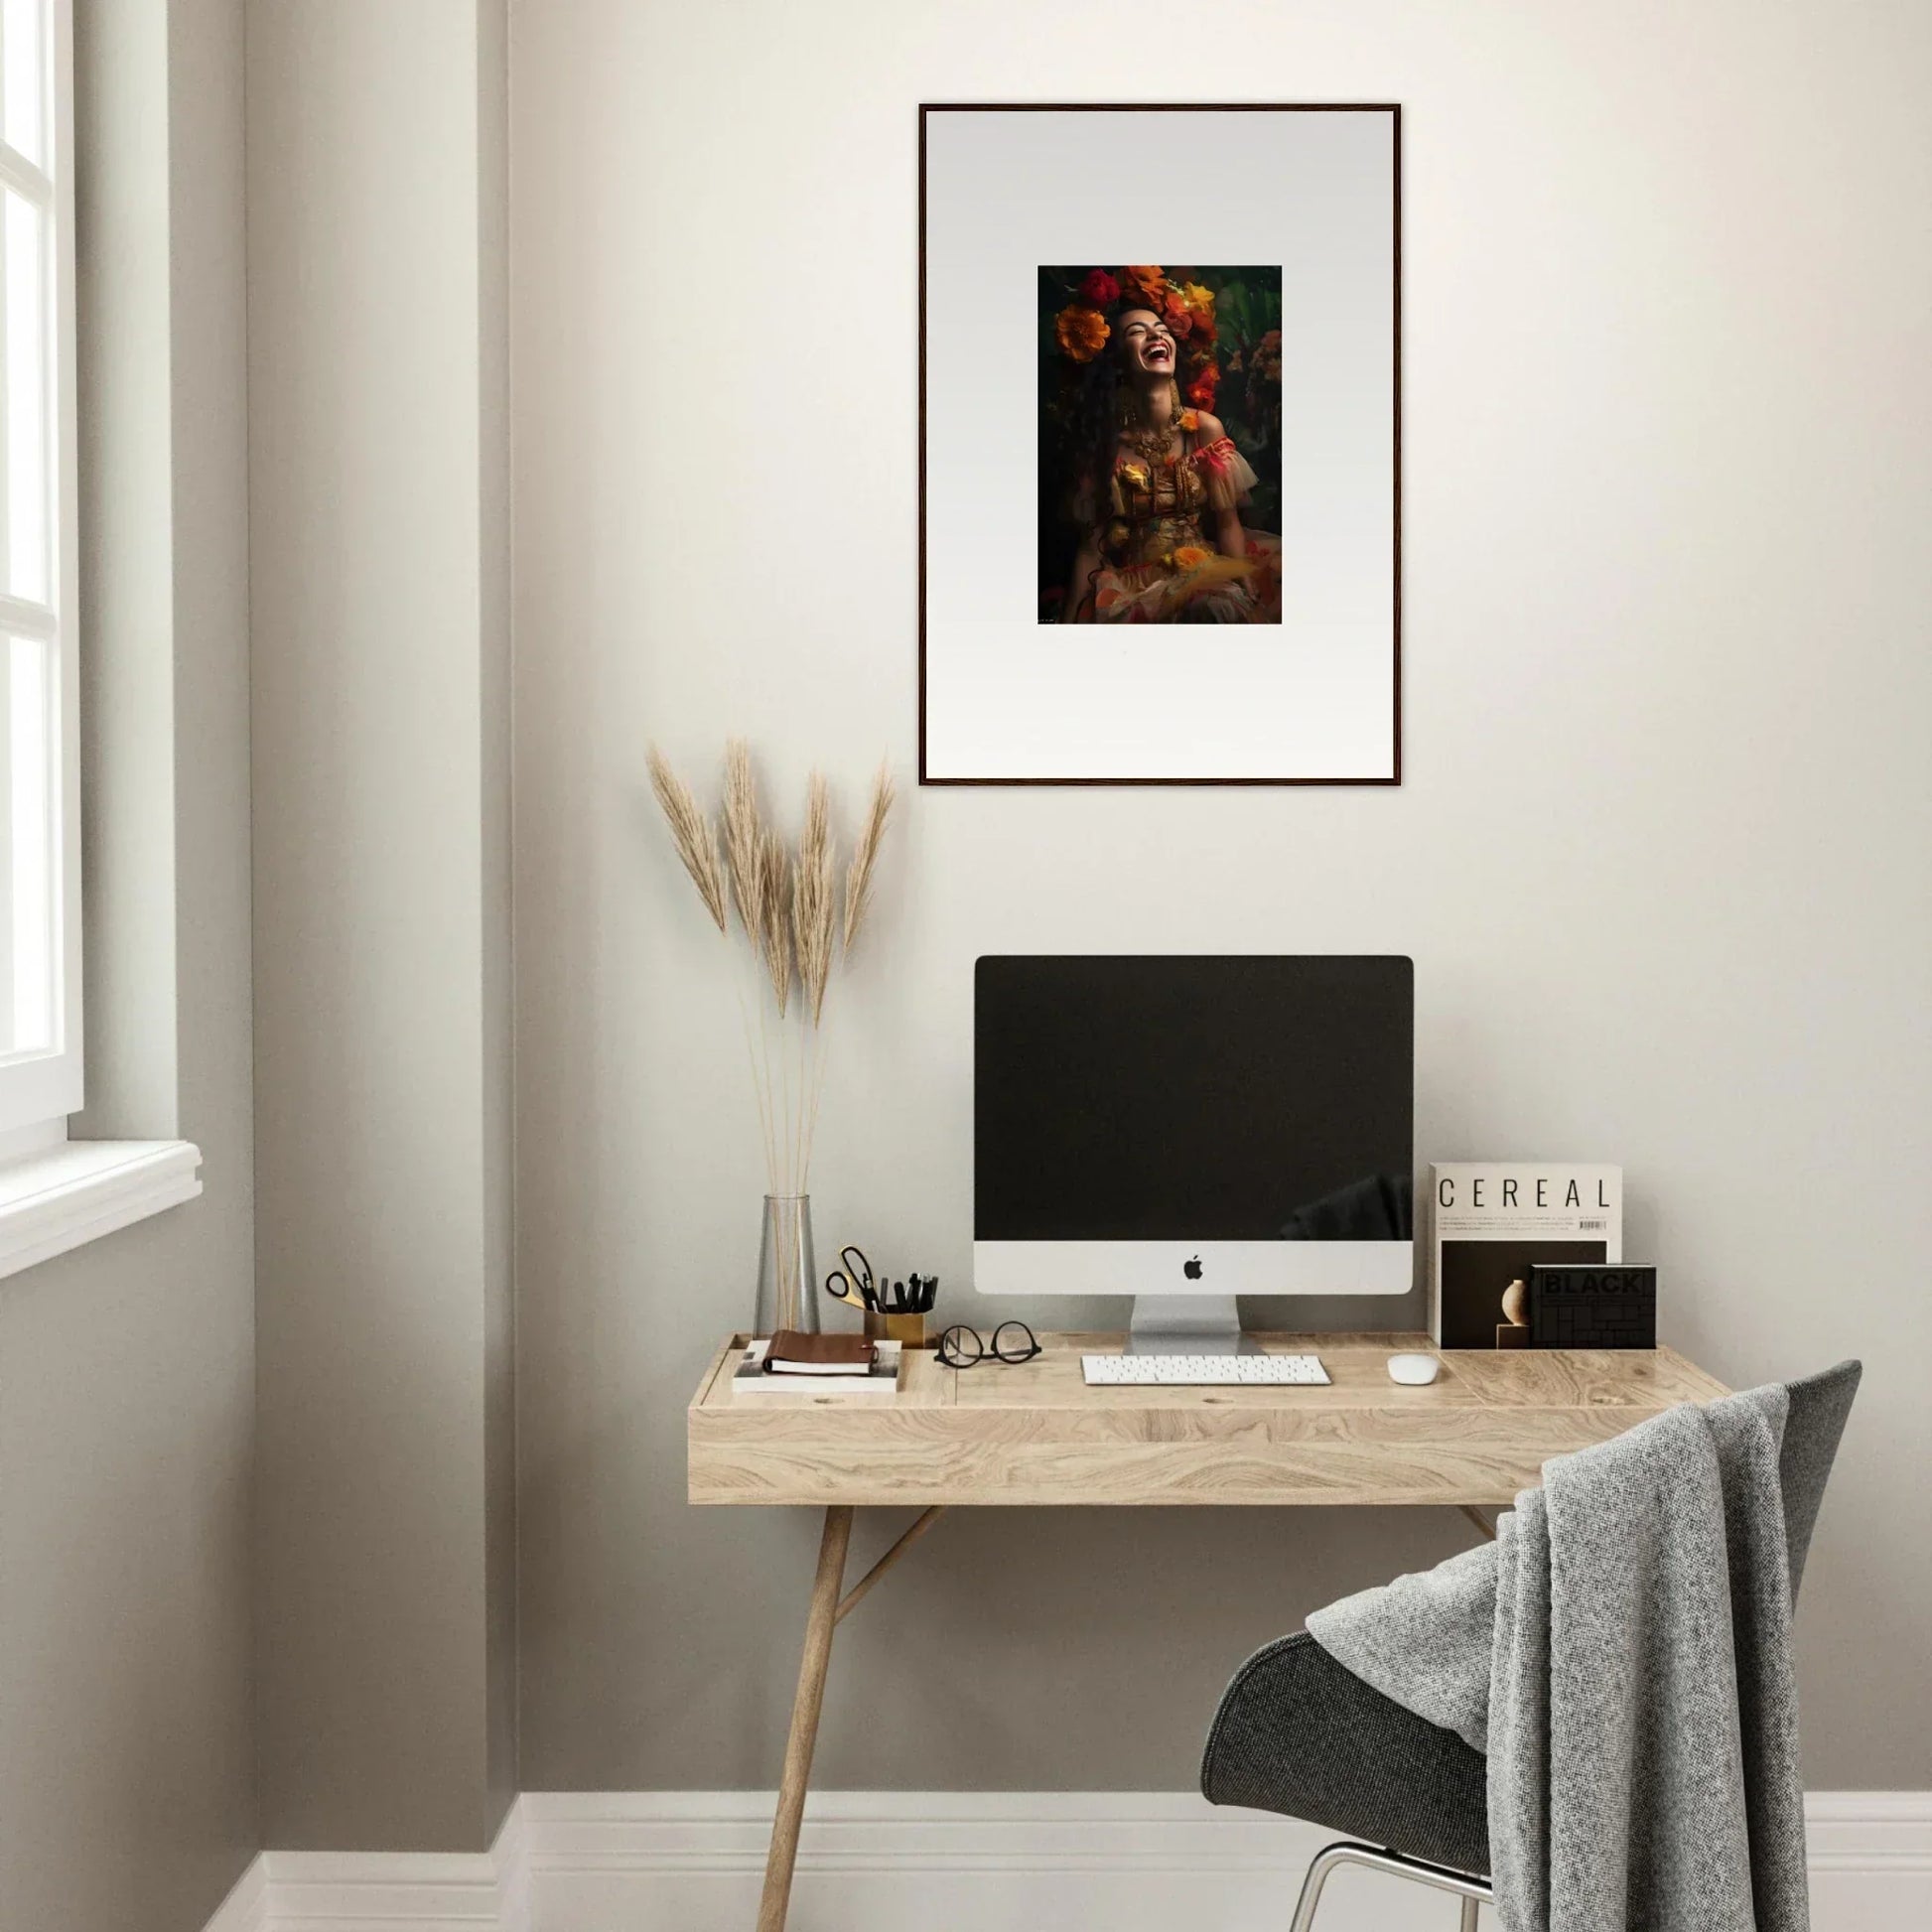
[0,0,79,1141]
[0,0,200,1278]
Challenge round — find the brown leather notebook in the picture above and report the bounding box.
[765,1330,877,1375]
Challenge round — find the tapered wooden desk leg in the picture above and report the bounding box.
[757,1504,853,1932]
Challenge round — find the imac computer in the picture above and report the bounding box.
[974,955,1414,1352]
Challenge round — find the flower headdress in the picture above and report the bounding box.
[1052,265,1224,409]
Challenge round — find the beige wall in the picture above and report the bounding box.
[0,3,257,1930]
[511,0,1932,1794]
[249,0,515,1854]
[479,0,519,1842]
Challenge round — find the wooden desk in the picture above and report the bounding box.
[688,1331,1726,1931]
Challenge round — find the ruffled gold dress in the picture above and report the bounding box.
[1086,431,1282,623]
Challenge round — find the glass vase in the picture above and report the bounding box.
[754,1193,818,1338]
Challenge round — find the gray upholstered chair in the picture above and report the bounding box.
[1200,1361,1861,1929]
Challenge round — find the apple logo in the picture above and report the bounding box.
[1182,1255,1203,1280]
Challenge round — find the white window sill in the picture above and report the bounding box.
[0,1140,204,1283]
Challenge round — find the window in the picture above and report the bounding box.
[0,0,199,1269]
[0,0,76,1142]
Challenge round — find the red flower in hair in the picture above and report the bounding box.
[1080,268,1120,307]
[1185,362,1221,408]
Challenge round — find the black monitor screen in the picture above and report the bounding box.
[974,956,1414,1241]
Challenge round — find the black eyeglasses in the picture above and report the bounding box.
[936,1320,1041,1368]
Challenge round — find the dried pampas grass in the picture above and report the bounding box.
[646,748,726,933]
[722,738,763,938]
[792,773,836,1025]
[757,827,793,1018]
[646,742,897,1192]
[843,761,895,954]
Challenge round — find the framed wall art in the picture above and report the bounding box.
[918,104,1401,785]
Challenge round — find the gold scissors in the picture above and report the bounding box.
[824,1245,878,1312]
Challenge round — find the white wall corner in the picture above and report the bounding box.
[206,1789,1931,1932]
[201,1856,268,1932]
[260,1826,519,1929]
[494,1796,532,1929]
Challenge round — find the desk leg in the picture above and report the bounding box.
[758,1504,853,1932]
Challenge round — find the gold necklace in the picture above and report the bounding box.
[1122,383,1184,463]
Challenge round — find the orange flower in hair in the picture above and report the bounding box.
[1055,304,1111,363]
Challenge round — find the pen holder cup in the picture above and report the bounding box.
[866,1310,927,1349]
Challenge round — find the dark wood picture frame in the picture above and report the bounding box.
[917,102,1402,787]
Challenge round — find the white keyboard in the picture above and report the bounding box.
[1081,1352,1330,1387]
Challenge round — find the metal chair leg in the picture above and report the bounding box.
[1287,1844,1351,1932]
[1288,1841,1493,1932]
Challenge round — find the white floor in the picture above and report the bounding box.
[205,1790,1932,1932]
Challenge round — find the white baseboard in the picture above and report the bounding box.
[1804,1792,1932,1932]
[202,1855,268,1932]
[203,1790,1932,1932]
[200,1806,523,1932]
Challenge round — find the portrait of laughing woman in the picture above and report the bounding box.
[1041,266,1283,624]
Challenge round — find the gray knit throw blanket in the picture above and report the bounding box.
[1307,1386,1808,1932]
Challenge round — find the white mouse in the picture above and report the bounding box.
[1387,1352,1442,1386]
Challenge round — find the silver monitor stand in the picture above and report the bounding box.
[1125,1294,1257,1355]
